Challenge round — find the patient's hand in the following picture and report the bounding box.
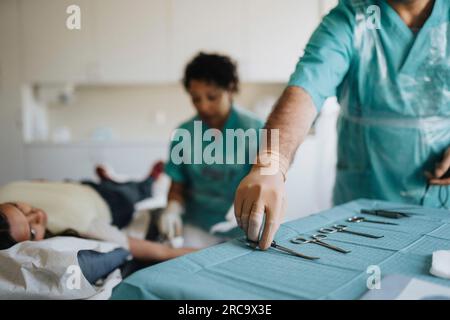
[128,237,196,262]
[172,247,197,257]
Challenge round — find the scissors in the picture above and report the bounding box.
[290,234,351,254]
[347,216,399,226]
[242,239,319,260]
[319,224,384,239]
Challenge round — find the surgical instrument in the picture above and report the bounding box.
[243,239,319,260]
[347,216,399,226]
[319,224,384,239]
[291,234,351,254]
[361,209,410,219]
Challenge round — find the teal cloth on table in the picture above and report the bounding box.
[111,199,450,300]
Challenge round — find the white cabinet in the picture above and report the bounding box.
[19,0,96,83]
[19,0,323,84]
[242,0,320,82]
[93,0,171,83]
[19,0,171,84]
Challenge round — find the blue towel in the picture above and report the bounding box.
[111,199,450,300]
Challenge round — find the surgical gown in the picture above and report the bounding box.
[288,0,450,207]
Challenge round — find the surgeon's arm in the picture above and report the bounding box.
[234,86,317,250]
[265,87,318,166]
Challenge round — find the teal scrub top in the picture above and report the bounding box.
[165,106,264,231]
[289,0,450,208]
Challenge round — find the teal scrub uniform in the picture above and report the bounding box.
[289,0,450,207]
[165,106,264,231]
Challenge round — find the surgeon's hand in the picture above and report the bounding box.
[158,200,184,241]
[427,147,450,186]
[234,164,286,250]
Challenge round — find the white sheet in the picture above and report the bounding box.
[430,250,450,280]
[0,237,123,300]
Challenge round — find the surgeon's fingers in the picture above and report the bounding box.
[175,219,183,238]
[435,153,450,178]
[240,198,254,234]
[429,150,450,185]
[167,221,176,240]
[158,220,166,237]
[429,177,450,186]
[234,189,244,228]
[247,201,265,242]
[426,169,450,186]
[259,197,283,250]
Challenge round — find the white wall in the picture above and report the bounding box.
[0,0,26,186]
[18,0,323,84]
[46,83,285,142]
[284,100,339,221]
[0,0,341,220]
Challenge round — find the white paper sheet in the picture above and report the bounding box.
[0,237,122,300]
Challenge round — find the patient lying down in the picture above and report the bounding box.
[0,202,195,262]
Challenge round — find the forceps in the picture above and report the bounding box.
[290,234,351,254]
[319,224,384,239]
[347,216,399,226]
[242,239,319,260]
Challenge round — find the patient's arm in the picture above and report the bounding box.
[128,237,196,262]
[82,220,195,261]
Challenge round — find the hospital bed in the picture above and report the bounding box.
[111,199,450,300]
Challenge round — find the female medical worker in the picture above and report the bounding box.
[234,0,450,249]
[158,53,264,247]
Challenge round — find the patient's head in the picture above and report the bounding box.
[0,202,48,249]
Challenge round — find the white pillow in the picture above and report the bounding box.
[0,181,111,233]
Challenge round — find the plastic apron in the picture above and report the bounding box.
[333,0,450,208]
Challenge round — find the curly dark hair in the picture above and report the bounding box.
[0,211,17,250]
[183,52,239,93]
